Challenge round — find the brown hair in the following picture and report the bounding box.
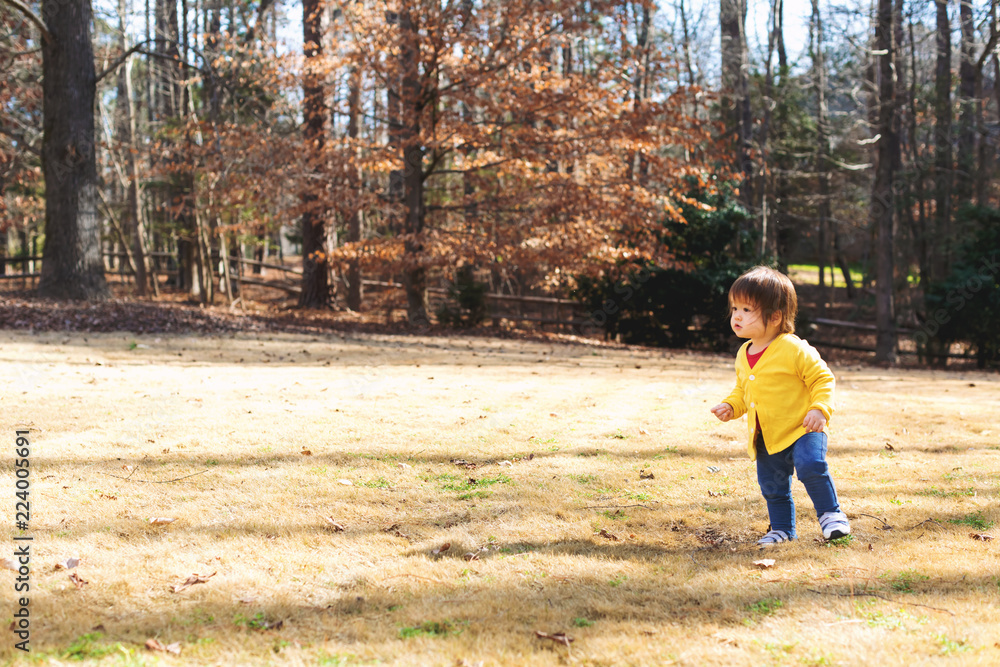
[728,266,797,334]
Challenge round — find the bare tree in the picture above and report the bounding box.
[299,0,331,308]
[29,0,110,300]
[874,0,898,363]
[933,0,952,285]
[721,0,752,211]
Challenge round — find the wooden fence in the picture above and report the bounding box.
[0,253,593,332]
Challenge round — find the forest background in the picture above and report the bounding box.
[2,0,1000,367]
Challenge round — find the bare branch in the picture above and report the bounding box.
[0,0,52,43]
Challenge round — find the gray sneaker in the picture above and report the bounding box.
[819,511,851,540]
[757,529,792,546]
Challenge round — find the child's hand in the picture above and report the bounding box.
[803,409,826,432]
[711,403,734,422]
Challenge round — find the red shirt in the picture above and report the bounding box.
[747,346,767,442]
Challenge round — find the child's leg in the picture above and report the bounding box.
[790,431,842,517]
[755,439,797,538]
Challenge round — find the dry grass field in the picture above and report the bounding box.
[1,328,998,666]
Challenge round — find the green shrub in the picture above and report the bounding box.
[922,205,1000,368]
[437,265,489,328]
[574,181,759,349]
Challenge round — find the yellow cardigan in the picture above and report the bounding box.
[722,333,835,460]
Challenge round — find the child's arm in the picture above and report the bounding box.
[712,379,747,422]
[803,409,827,432]
[798,344,835,428]
[711,403,734,421]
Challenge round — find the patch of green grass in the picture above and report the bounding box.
[882,569,929,593]
[858,606,927,631]
[62,632,122,661]
[934,633,971,655]
[609,574,628,588]
[918,486,976,498]
[824,534,855,548]
[234,611,281,631]
[948,511,994,531]
[745,597,783,616]
[608,429,629,440]
[572,617,594,628]
[570,473,599,485]
[600,509,628,521]
[440,473,513,500]
[398,619,465,639]
[653,446,679,458]
[357,476,392,489]
[315,652,361,666]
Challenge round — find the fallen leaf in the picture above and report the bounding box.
[432,543,451,555]
[397,462,412,469]
[323,517,345,532]
[69,572,88,589]
[970,533,994,541]
[535,630,573,647]
[148,517,177,525]
[172,571,216,593]
[300,449,313,456]
[2,558,18,572]
[752,559,775,569]
[549,413,559,417]
[498,460,513,467]
[337,479,353,486]
[884,442,895,451]
[598,529,619,541]
[639,428,649,435]
[639,470,654,480]
[145,639,181,655]
[708,490,726,497]
[463,552,480,561]
[54,557,81,571]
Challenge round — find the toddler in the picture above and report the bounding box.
[710,266,850,545]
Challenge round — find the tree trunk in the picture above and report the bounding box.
[399,9,428,325]
[298,0,330,308]
[629,2,650,181]
[720,0,752,212]
[976,0,998,205]
[346,62,363,311]
[811,0,833,309]
[874,0,897,363]
[38,0,110,301]
[761,0,780,261]
[956,0,976,201]
[933,0,952,284]
[116,0,149,296]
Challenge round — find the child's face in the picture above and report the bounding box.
[730,299,779,342]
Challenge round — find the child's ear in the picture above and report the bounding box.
[769,311,783,328]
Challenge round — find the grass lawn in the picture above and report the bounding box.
[1,329,998,666]
[787,264,862,290]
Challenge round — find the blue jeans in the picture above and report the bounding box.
[755,431,841,539]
